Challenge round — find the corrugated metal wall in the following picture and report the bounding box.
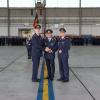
[0,8,100,36]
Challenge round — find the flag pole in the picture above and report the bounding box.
[34,0,46,35]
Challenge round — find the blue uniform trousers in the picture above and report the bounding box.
[45,58,55,79]
[32,56,40,81]
[58,54,69,80]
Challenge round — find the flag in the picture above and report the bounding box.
[33,13,39,28]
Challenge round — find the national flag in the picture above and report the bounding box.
[33,13,39,28]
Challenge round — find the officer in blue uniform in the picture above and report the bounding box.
[31,25,43,82]
[26,35,32,59]
[44,29,57,81]
[57,28,71,82]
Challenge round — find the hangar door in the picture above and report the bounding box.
[18,29,31,38]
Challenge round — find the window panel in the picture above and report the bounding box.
[82,0,100,7]
[46,0,79,7]
[0,0,7,7]
[9,0,34,7]
[0,0,100,8]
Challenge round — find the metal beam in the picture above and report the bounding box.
[79,0,82,36]
[42,0,46,33]
[7,0,10,37]
[42,7,46,33]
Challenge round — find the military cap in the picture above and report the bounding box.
[35,25,41,29]
[46,29,53,34]
[59,28,66,33]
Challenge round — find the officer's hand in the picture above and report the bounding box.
[45,47,50,52]
[48,49,53,53]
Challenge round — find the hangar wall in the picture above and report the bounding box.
[1,23,100,36]
[0,8,100,36]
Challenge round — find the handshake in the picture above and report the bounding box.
[45,47,53,53]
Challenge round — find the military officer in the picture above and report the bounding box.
[31,25,43,82]
[57,28,71,82]
[44,29,58,81]
[26,35,32,59]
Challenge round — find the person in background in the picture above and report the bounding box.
[26,35,32,59]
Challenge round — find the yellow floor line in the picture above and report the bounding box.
[43,64,49,100]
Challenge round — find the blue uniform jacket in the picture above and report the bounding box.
[31,33,43,57]
[44,37,58,59]
[58,37,71,57]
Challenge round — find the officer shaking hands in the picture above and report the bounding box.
[57,28,71,82]
[31,25,44,82]
[44,29,58,81]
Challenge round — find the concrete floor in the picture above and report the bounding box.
[0,46,100,100]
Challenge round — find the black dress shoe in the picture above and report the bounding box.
[50,78,54,81]
[57,78,63,81]
[44,77,49,79]
[45,76,53,81]
[28,57,31,59]
[62,80,69,82]
[32,79,40,82]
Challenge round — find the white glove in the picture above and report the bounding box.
[59,50,62,53]
[45,47,50,52]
